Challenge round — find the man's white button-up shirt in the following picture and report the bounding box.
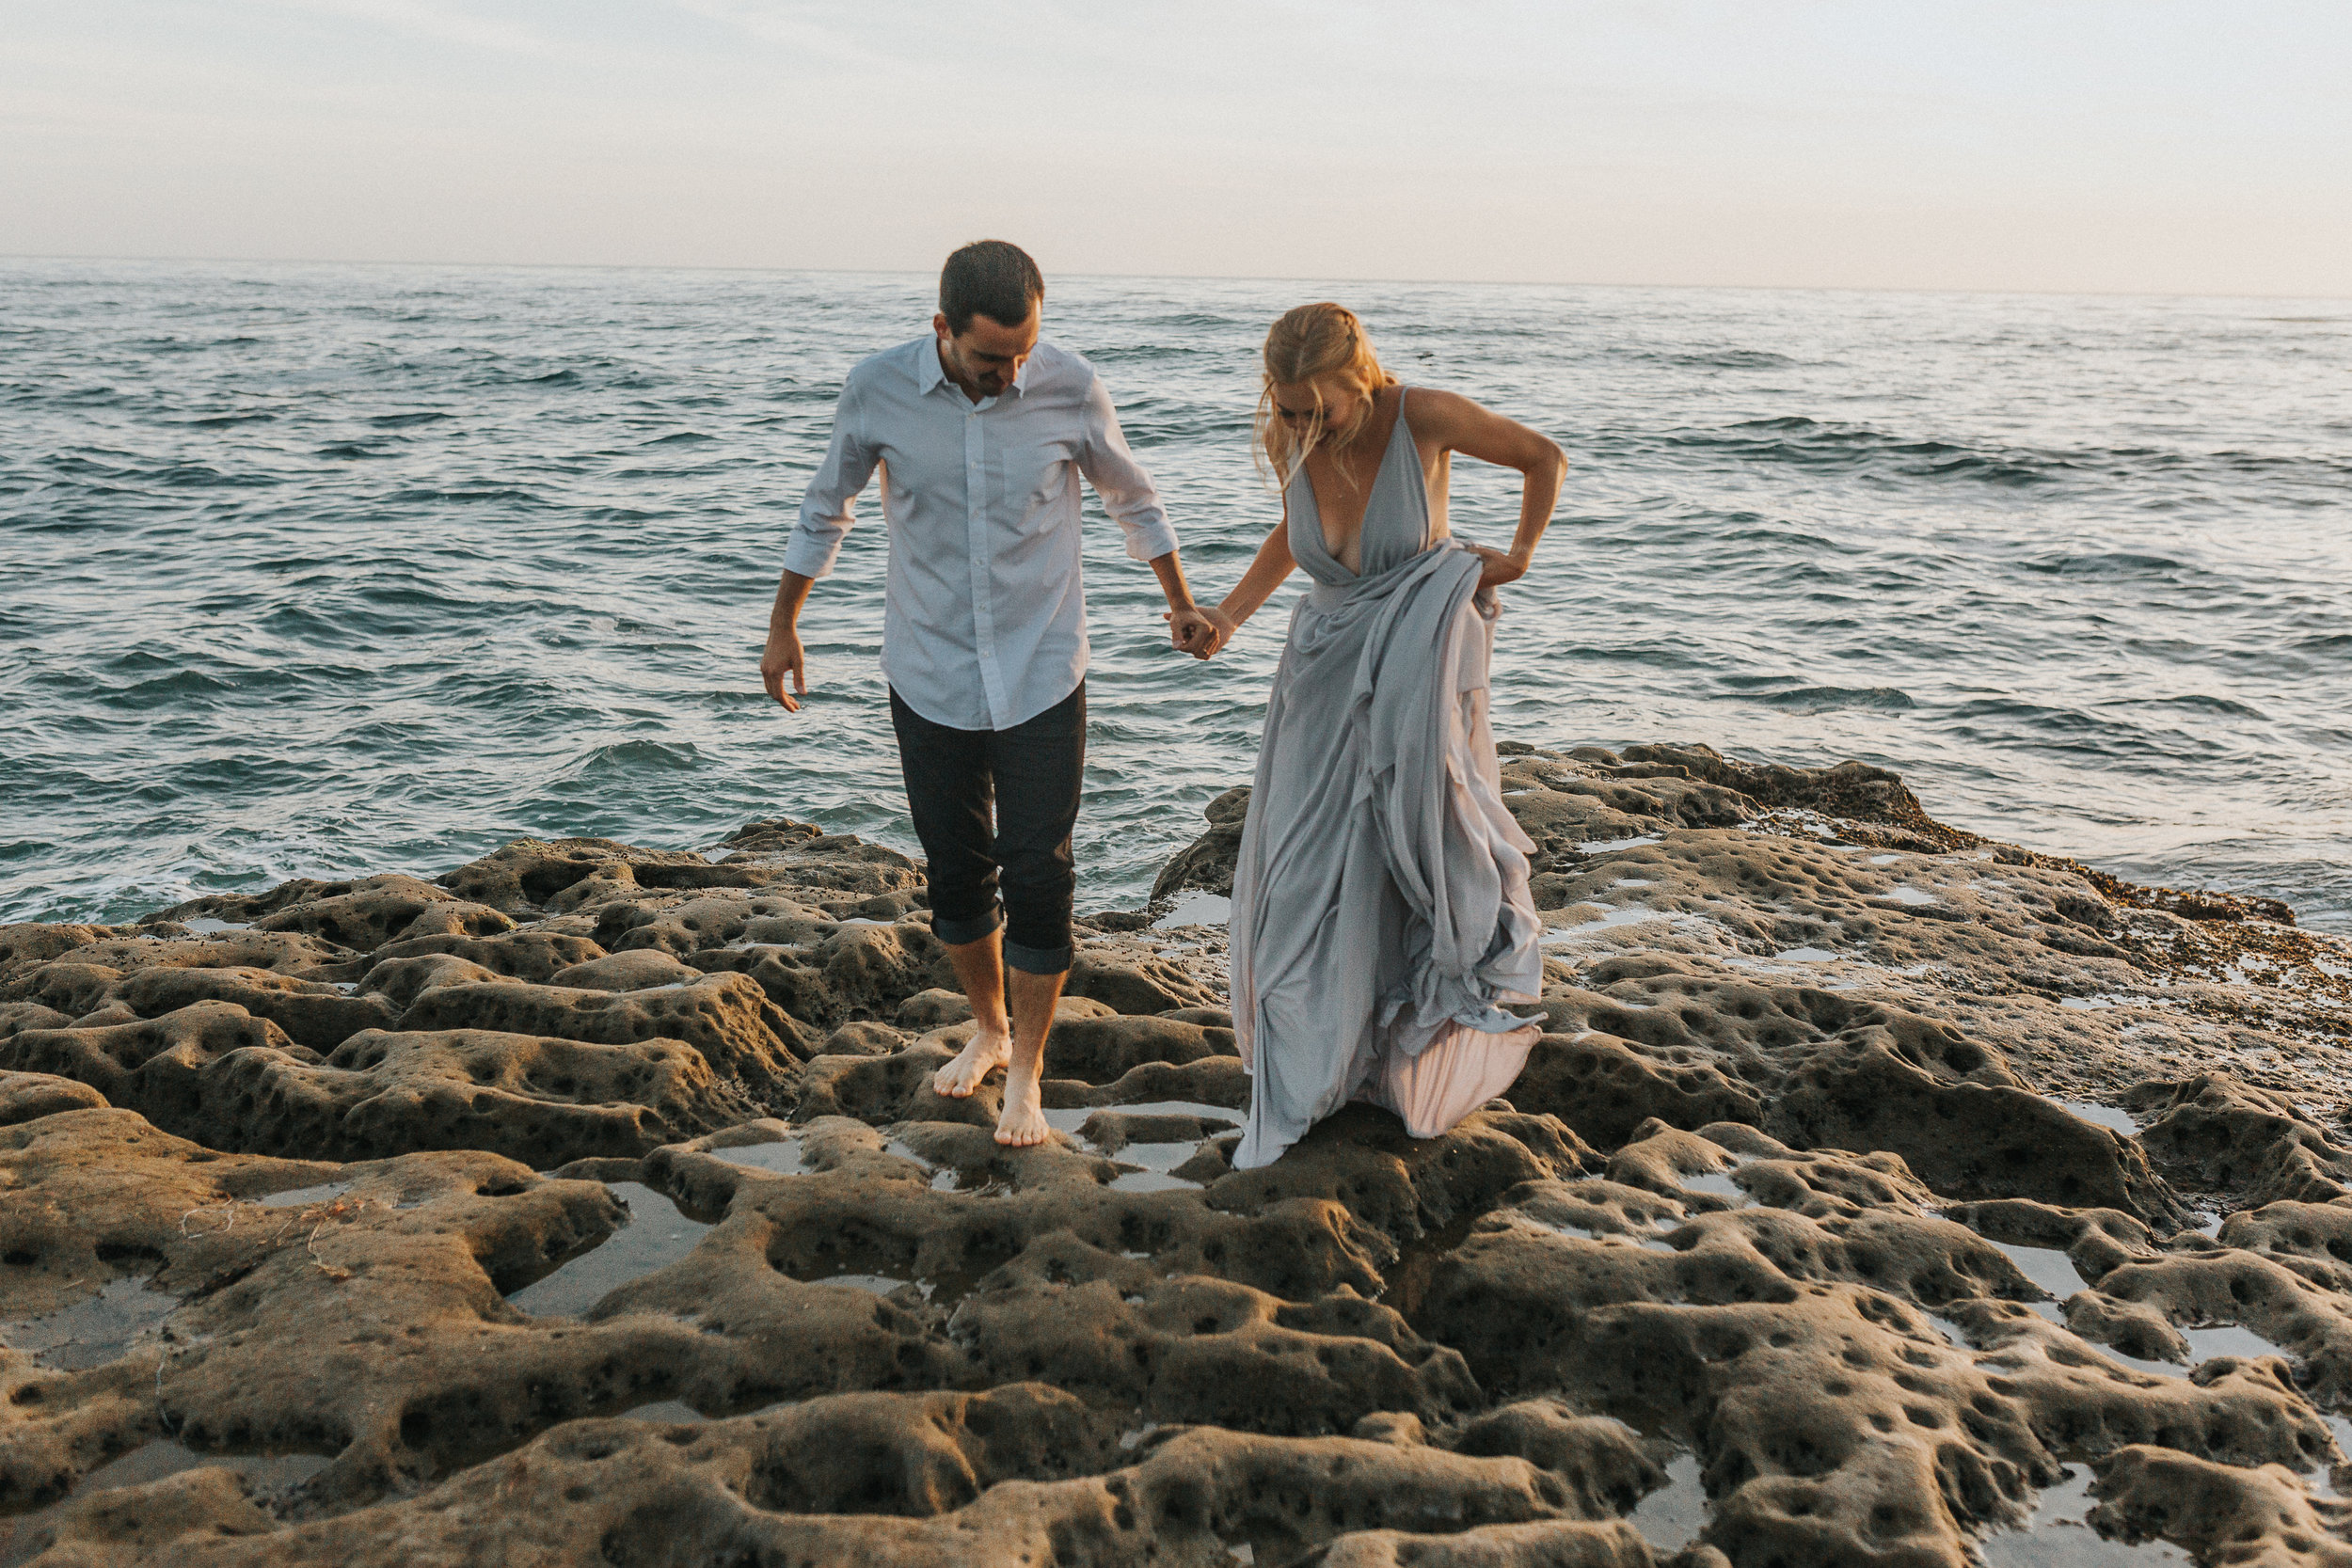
[784,336,1179,732]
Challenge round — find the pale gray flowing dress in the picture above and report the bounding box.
[1229,388,1544,1170]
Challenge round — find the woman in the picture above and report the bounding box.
[1189,303,1566,1170]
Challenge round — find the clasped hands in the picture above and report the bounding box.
[1166,604,1236,660]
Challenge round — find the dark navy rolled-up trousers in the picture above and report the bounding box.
[887,682,1084,975]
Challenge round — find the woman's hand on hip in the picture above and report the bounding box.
[1465,544,1528,591]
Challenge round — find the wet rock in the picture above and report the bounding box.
[0,1000,305,1128]
[1151,785,1251,901]
[1508,1030,1762,1149]
[393,972,808,1107]
[1065,948,1220,1014]
[434,835,720,915]
[358,928,607,984]
[8,750,2352,1564]
[2127,1072,2352,1206]
[1308,1520,1661,1567]
[543,950,702,991]
[0,1073,107,1129]
[2091,1444,2352,1563]
[112,966,396,1053]
[18,1387,1629,1566]
[249,876,514,954]
[1765,1018,2188,1226]
[0,927,118,970]
[350,953,501,1010]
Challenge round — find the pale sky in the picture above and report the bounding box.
[5,0,2348,295]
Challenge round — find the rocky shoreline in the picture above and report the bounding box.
[3,741,2350,1565]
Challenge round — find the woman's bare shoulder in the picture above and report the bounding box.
[1398,385,1490,434]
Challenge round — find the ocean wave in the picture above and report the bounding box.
[2021,551,2187,577]
[1657,349,1802,370]
[2097,693,2271,721]
[1670,417,2066,486]
[1724,682,1917,713]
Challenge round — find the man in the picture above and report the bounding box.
[760,240,1217,1146]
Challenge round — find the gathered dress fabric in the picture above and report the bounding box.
[1229,389,1544,1170]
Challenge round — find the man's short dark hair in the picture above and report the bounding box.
[940,241,1044,335]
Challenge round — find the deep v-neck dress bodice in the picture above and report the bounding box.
[1284,389,1431,586]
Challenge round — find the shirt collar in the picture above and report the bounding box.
[914,335,1038,401]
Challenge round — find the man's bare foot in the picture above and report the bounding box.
[933,1027,1010,1098]
[994,1078,1051,1147]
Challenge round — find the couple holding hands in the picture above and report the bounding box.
[760,241,1564,1169]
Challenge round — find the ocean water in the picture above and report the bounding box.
[4,260,2348,931]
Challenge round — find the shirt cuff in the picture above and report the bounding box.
[1122,517,1181,562]
[782,529,844,578]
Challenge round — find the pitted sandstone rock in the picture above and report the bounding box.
[6,745,2352,1565]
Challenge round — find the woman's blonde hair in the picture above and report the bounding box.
[1253,303,1398,483]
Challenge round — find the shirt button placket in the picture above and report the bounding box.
[966,406,1002,728]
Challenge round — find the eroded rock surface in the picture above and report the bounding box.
[6,749,2352,1566]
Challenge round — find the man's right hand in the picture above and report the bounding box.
[761,627,808,711]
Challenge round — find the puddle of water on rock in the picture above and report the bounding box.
[1627,1451,1706,1552]
[1977,1465,2188,1565]
[2087,1318,2296,1378]
[1677,1170,1748,1203]
[89,1441,328,1495]
[2053,1101,2137,1136]
[1984,1240,2088,1318]
[1555,905,1670,934]
[1107,1170,1201,1194]
[834,917,898,928]
[1152,892,1232,930]
[1868,853,1905,865]
[1118,1421,1160,1450]
[1042,1101,1243,1136]
[2180,1323,2285,1363]
[2316,1415,2352,1498]
[180,917,251,934]
[1610,878,1654,889]
[1525,1215,1679,1252]
[256,1181,353,1209]
[710,1141,810,1177]
[616,1400,707,1423]
[881,1140,940,1172]
[1112,1141,1209,1174]
[2,1277,180,1370]
[1881,886,1940,906]
[2059,996,2121,1011]
[813,1274,932,1299]
[506,1183,711,1319]
[0,1441,332,1567]
[1771,946,1839,962]
[1578,835,1661,853]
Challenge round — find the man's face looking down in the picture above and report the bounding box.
[934,308,1041,398]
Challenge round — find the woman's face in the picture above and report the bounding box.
[1271,373,1369,445]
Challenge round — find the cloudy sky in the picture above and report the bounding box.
[5,0,2347,295]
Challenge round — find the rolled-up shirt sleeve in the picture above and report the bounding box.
[783,380,876,578]
[1075,374,1179,562]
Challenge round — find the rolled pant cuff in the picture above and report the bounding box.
[1003,937,1073,976]
[930,905,1003,948]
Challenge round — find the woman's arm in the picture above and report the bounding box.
[1410,388,1566,588]
[1175,509,1296,656]
[1216,511,1298,630]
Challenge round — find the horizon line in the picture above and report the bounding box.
[5,249,2347,307]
